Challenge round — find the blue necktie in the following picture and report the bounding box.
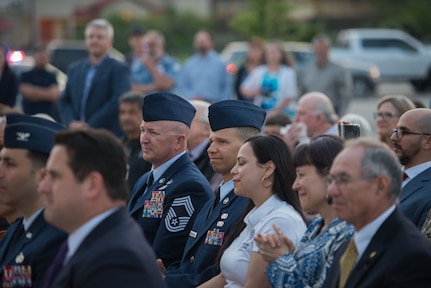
[80,66,96,121]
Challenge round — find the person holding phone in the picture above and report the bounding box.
[130,30,180,95]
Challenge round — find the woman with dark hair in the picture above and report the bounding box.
[198,135,307,287]
[0,43,18,114]
[255,135,354,287]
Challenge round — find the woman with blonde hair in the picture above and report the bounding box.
[375,95,415,146]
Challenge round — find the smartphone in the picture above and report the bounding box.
[338,121,360,139]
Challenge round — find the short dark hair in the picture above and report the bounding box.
[54,129,129,201]
[119,91,144,107]
[293,135,344,176]
[264,113,292,127]
[27,150,49,170]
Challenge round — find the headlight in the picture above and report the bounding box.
[7,50,25,65]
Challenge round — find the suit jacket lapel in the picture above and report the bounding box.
[183,201,213,255]
[0,219,24,264]
[400,167,431,202]
[128,174,150,214]
[184,189,236,256]
[54,208,128,286]
[129,154,190,215]
[0,213,47,265]
[346,209,399,287]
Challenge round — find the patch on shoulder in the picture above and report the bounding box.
[165,196,195,232]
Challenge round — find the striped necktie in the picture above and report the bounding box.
[339,239,358,288]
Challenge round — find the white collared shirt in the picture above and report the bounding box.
[402,161,431,187]
[65,207,119,264]
[354,205,396,261]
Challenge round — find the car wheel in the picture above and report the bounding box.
[353,77,373,98]
[411,79,428,92]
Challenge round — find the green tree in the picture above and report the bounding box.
[229,0,292,39]
[368,0,431,41]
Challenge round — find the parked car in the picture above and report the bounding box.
[331,28,431,91]
[221,41,380,98]
[47,39,125,73]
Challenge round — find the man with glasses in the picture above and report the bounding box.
[391,108,431,229]
[325,138,431,288]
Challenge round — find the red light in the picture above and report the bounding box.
[226,63,238,75]
[7,50,25,64]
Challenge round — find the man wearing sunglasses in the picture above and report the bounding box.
[391,108,431,229]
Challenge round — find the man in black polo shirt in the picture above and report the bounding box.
[19,44,59,119]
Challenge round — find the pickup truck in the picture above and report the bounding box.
[331,28,431,91]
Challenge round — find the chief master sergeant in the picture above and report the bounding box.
[128,92,213,268]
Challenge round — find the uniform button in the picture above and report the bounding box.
[190,256,195,263]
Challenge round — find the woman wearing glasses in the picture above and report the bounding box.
[255,135,354,288]
[375,95,415,147]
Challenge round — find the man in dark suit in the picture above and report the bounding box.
[325,138,431,288]
[0,114,67,287]
[391,108,431,228]
[163,100,266,287]
[188,100,221,191]
[128,92,213,268]
[39,129,165,288]
[59,18,130,137]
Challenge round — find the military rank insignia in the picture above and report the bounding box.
[3,265,32,287]
[205,228,225,246]
[142,191,165,218]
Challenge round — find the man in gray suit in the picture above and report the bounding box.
[391,108,431,228]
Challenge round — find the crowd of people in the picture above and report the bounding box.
[0,17,431,287]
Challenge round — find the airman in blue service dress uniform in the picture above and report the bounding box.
[0,114,67,288]
[164,100,267,287]
[128,92,213,267]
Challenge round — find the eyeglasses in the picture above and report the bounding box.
[373,112,399,120]
[326,174,362,187]
[391,129,431,139]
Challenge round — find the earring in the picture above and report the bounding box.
[261,176,272,188]
[326,194,333,205]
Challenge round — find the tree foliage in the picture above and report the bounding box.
[367,0,431,41]
[229,0,292,39]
